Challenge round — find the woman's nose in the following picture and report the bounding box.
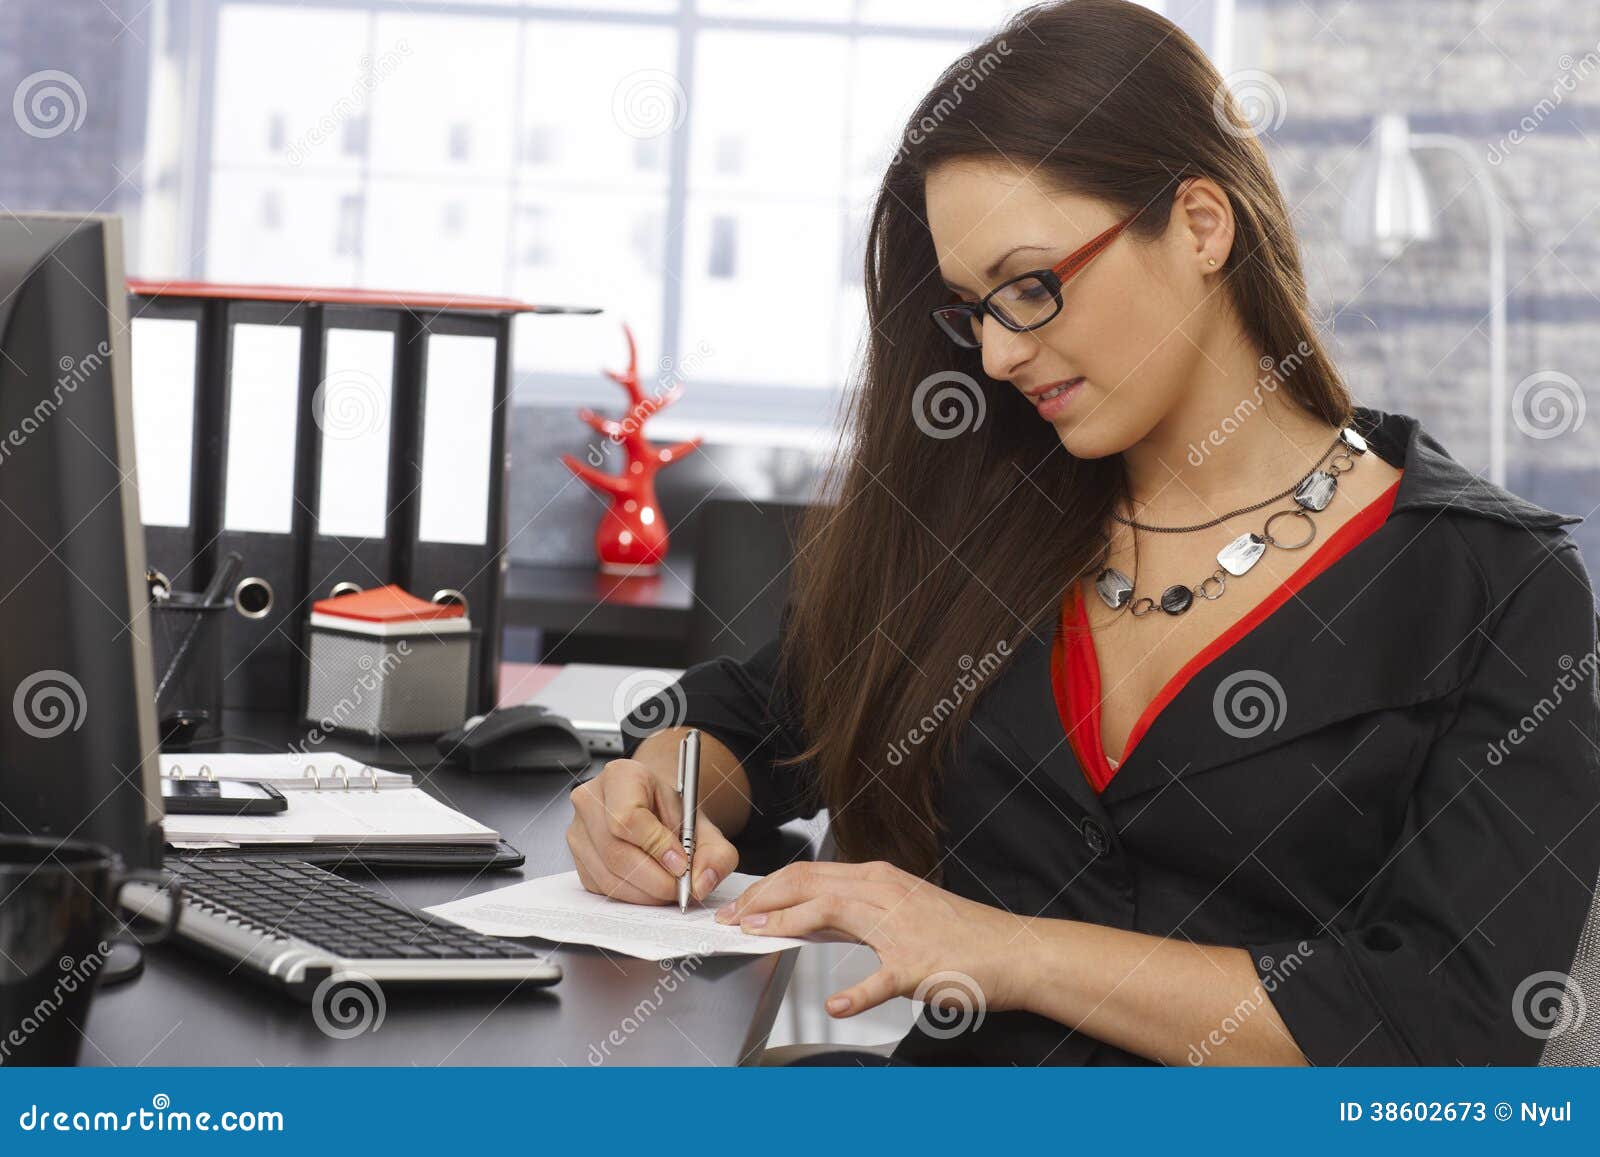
[980,318,1035,382]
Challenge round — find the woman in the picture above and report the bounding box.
[565,0,1600,1065]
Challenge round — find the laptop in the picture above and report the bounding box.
[527,663,686,756]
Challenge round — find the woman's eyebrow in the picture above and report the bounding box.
[940,243,1053,292]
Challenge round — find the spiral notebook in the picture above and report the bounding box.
[159,754,522,869]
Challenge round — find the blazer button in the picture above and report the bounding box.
[1081,818,1109,856]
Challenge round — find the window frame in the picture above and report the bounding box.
[187,0,1226,435]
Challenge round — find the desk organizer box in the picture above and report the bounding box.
[304,584,477,739]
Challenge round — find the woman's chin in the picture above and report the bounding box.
[1054,420,1120,460]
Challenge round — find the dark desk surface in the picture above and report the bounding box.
[81,712,802,1067]
[503,558,695,641]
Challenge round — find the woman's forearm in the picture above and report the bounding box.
[1013,917,1308,1066]
[628,726,755,837]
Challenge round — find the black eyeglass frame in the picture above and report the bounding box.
[929,210,1140,349]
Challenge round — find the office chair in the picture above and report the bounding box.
[1538,865,1600,1064]
[1542,614,1600,1064]
[685,497,809,667]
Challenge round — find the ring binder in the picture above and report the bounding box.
[233,575,274,620]
[431,588,468,617]
[286,761,389,792]
[164,763,216,780]
[158,753,412,792]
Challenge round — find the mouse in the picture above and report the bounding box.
[435,705,592,773]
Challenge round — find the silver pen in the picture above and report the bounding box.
[675,729,701,913]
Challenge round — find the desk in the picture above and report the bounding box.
[81,698,805,1067]
[503,558,695,667]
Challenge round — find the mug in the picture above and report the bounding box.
[0,835,181,1066]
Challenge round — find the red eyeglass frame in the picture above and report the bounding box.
[931,210,1139,348]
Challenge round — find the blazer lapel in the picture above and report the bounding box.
[1096,510,1487,807]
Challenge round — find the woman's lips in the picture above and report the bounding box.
[1033,376,1086,418]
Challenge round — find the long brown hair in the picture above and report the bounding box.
[779,0,1352,877]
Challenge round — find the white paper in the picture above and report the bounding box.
[315,327,395,539]
[130,316,199,528]
[424,870,811,961]
[223,323,303,533]
[415,332,496,546]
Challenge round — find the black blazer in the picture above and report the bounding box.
[620,406,1600,1066]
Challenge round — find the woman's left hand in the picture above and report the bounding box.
[715,860,1033,1019]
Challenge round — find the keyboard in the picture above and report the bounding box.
[120,857,561,1001]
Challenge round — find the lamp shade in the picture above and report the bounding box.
[1340,113,1436,258]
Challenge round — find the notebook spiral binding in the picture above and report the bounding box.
[302,763,381,792]
[163,761,383,791]
[165,763,216,781]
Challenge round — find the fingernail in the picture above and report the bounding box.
[696,868,718,897]
[741,913,768,930]
[663,849,686,874]
[715,902,735,923]
[827,996,850,1014]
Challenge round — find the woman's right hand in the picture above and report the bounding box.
[566,757,740,906]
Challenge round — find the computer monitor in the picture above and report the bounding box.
[0,213,163,870]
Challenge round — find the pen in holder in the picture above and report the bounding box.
[149,552,242,747]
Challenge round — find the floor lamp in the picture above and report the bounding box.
[1340,112,1508,485]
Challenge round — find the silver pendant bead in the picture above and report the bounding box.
[1217,532,1267,576]
[1294,470,1338,512]
[1159,584,1193,615]
[1340,426,1368,455]
[1095,567,1134,610]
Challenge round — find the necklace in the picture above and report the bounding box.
[1094,425,1369,617]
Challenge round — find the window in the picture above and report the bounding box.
[196,0,1211,431]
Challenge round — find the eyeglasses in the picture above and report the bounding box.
[930,211,1138,350]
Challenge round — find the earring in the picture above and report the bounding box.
[1207,258,1217,266]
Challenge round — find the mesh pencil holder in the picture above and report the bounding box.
[150,590,230,744]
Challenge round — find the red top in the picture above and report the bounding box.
[312,583,465,623]
[1052,473,1404,792]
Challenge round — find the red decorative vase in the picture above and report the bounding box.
[561,324,700,576]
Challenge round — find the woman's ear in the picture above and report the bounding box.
[1172,176,1235,271]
